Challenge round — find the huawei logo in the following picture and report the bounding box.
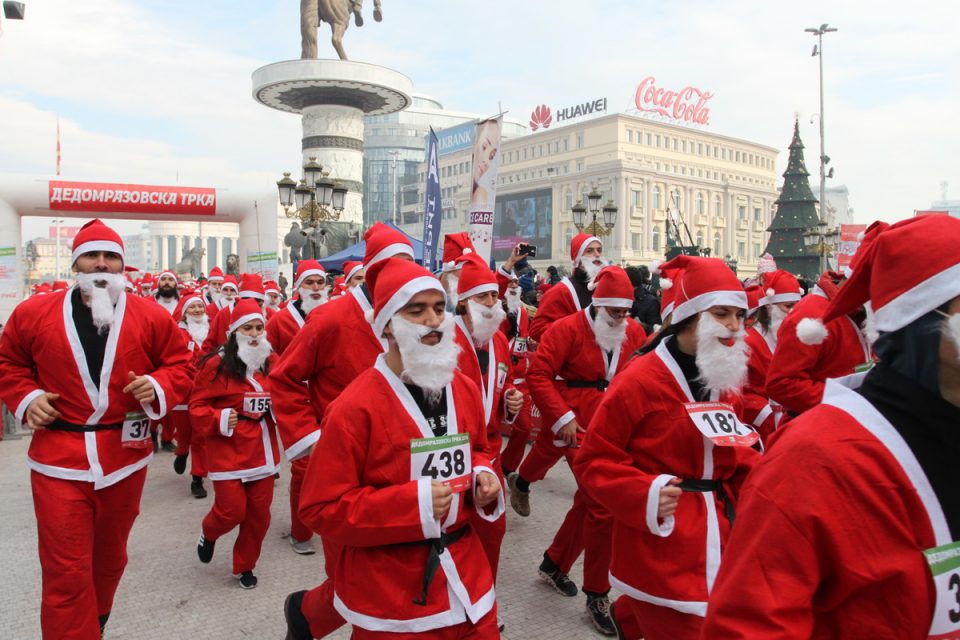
[529,104,552,131]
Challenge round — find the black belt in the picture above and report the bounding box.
[564,379,609,391]
[678,479,736,525]
[406,525,470,606]
[47,420,123,433]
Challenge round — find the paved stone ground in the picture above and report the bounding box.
[0,435,613,639]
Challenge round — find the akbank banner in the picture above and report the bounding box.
[467,117,502,263]
[434,120,475,157]
[421,128,442,270]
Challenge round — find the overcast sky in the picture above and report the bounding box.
[1,0,957,240]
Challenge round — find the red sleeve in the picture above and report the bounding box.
[765,309,828,414]
[142,307,197,415]
[188,357,229,438]
[0,299,46,422]
[529,285,574,342]
[267,318,325,453]
[526,321,577,432]
[201,309,228,354]
[265,312,285,357]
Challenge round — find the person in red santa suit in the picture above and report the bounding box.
[701,215,960,640]
[153,270,180,315]
[206,275,238,319]
[203,273,274,354]
[272,223,415,638]
[264,280,283,313]
[265,260,327,359]
[452,255,522,592]
[741,269,802,443]
[205,266,225,305]
[510,266,647,636]
[437,232,475,312]
[172,291,211,498]
[191,298,280,590]
[283,257,503,640]
[573,255,760,640]
[343,260,365,289]
[529,233,607,341]
[0,219,194,640]
[139,272,154,298]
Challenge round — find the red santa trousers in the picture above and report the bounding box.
[499,386,532,472]
[613,596,702,640]
[301,538,346,637]
[516,425,575,484]
[31,468,147,640]
[172,410,207,477]
[201,475,274,574]
[349,607,499,639]
[545,485,612,594]
[289,456,312,542]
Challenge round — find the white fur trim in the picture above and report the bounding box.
[71,240,125,264]
[592,297,633,308]
[462,248,473,255]
[573,235,601,266]
[220,283,238,292]
[649,259,663,274]
[459,282,498,300]
[646,474,677,537]
[873,261,960,333]
[472,466,506,522]
[671,290,748,324]
[373,276,444,338]
[239,290,265,301]
[363,308,374,323]
[659,277,673,290]
[344,264,364,282]
[294,268,326,289]
[228,312,265,334]
[284,430,320,461]
[367,242,414,267]
[550,410,576,435]
[140,374,167,420]
[796,317,829,345]
[856,231,866,241]
[417,478,442,539]
[759,292,802,306]
[219,408,234,437]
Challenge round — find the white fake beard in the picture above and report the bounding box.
[504,288,522,314]
[581,258,608,285]
[591,307,628,353]
[299,286,328,314]
[220,291,237,306]
[76,272,126,335]
[467,299,506,345]
[266,299,281,312]
[943,312,960,358]
[695,312,750,396]
[446,273,460,308]
[185,314,209,346]
[767,304,789,340]
[391,313,461,405]
[236,333,272,374]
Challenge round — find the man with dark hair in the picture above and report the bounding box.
[530,234,607,341]
[625,265,661,333]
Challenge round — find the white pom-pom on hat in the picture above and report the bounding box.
[766,288,776,297]
[463,248,473,255]
[649,259,663,274]
[659,277,673,290]
[856,231,865,242]
[796,317,829,345]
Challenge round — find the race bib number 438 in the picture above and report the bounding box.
[684,402,759,447]
[410,433,472,493]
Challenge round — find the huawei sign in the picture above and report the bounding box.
[529,105,552,131]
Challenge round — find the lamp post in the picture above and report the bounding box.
[802,220,840,274]
[276,157,348,259]
[388,150,400,226]
[571,185,618,237]
[805,23,838,227]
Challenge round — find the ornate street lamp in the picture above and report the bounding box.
[803,220,840,274]
[572,184,618,237]
[277,157,348,223]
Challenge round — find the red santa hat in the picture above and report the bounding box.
[156,270,178,283]
[139,273,154,288]
[174,291,206,323]
[343,260,364,282]
[124,276,135,292]
[263,280,281,297]
[52,280,69,292]
[759,269,802,306]
[756,253,777,275]
[537,282,552,295]
[238,273,265,300]
[798,216,960,344]
[441,233,476,272]
[294,259,326,289]
[70,219,125,265]
[570,233,602,266]
[363,222,415,267]
[661,255,747,324]
[35,282,52,296]
[366,257,444,338]
[207,266,225,282]
[220,275,239,293]
[457,255,498,300]
[589,266,634,308]
[331,276,347,298]
[744,284,764,317]
[497,270,520,299]
[845,220,890,278]
[656,266,681,319]
[227,298,265,334]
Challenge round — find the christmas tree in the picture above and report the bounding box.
[764,119,821,281]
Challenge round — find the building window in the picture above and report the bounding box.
[652,227,661,252]
[652,186,661,209]
[632,189,642,207]
[565,192,573,210]
[713,232,721,255]
[627,129,633,143]
[738,241,746,257]
[631,233,641,252]
[696,230,704,247]
[696,193,704,215]
[738,205,747,219]
[646,133,652,145]
[754,242,762,258]
[655,135,661,148]
[576,133,584,149]
[754,207,762,222]
[576,160,584,172]
[698,143,703,155]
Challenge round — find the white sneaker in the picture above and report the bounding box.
[289,537,316,555]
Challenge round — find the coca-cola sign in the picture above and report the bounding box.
[634,76,713,126]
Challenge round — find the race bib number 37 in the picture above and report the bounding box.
[684,402,759,447]
[410,433,472,493]
[121,411,151,449]
[924,540,960,639]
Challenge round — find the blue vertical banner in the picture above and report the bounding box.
[421,128,442,270]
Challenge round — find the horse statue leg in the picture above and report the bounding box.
[374,0,382,22]
[351,0,364,26]
[320,0,350,60]
[300,0,320,59]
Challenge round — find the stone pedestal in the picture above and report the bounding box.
[252,60,412,226]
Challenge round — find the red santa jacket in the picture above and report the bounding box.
[269,286,384,461]
[499,304,532,381]
[528,309,646,445]
[574,337,759,616]
[188,353,280,482]
[742,325,783,441]
[702,376,945,639]
[0,289,195,488]
[299,358,502,633]
[454,316,515,457]
[529,277,586,342]
[202,303,275,354]
[265,302,306,357]
[766,279,870,414]
[205,297,230,321]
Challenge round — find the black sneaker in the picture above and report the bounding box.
[586,593,616,636]
[237,571,258,589]
[173,454,187,475]
[197,533,215,563]
[608,599,626,639]
[98,612,110,639]
[191,477,207,499]
[284,590,312,640]
[537,553,578,597]
[161,441,176,453]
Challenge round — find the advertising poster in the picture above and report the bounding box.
[467,117,502,263]
[492,189,553,262]
[0,246,18,300]
[837,224,867,271]
[246,250,279,283]
[421,128,442,270]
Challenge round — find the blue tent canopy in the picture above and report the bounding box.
[317,222,423,272]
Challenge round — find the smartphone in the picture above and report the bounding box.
[518,243,537,258]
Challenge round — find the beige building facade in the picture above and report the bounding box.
[400,112,780,278]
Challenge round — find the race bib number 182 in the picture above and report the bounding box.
[683,402,759,448]
[410,433,472,493]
